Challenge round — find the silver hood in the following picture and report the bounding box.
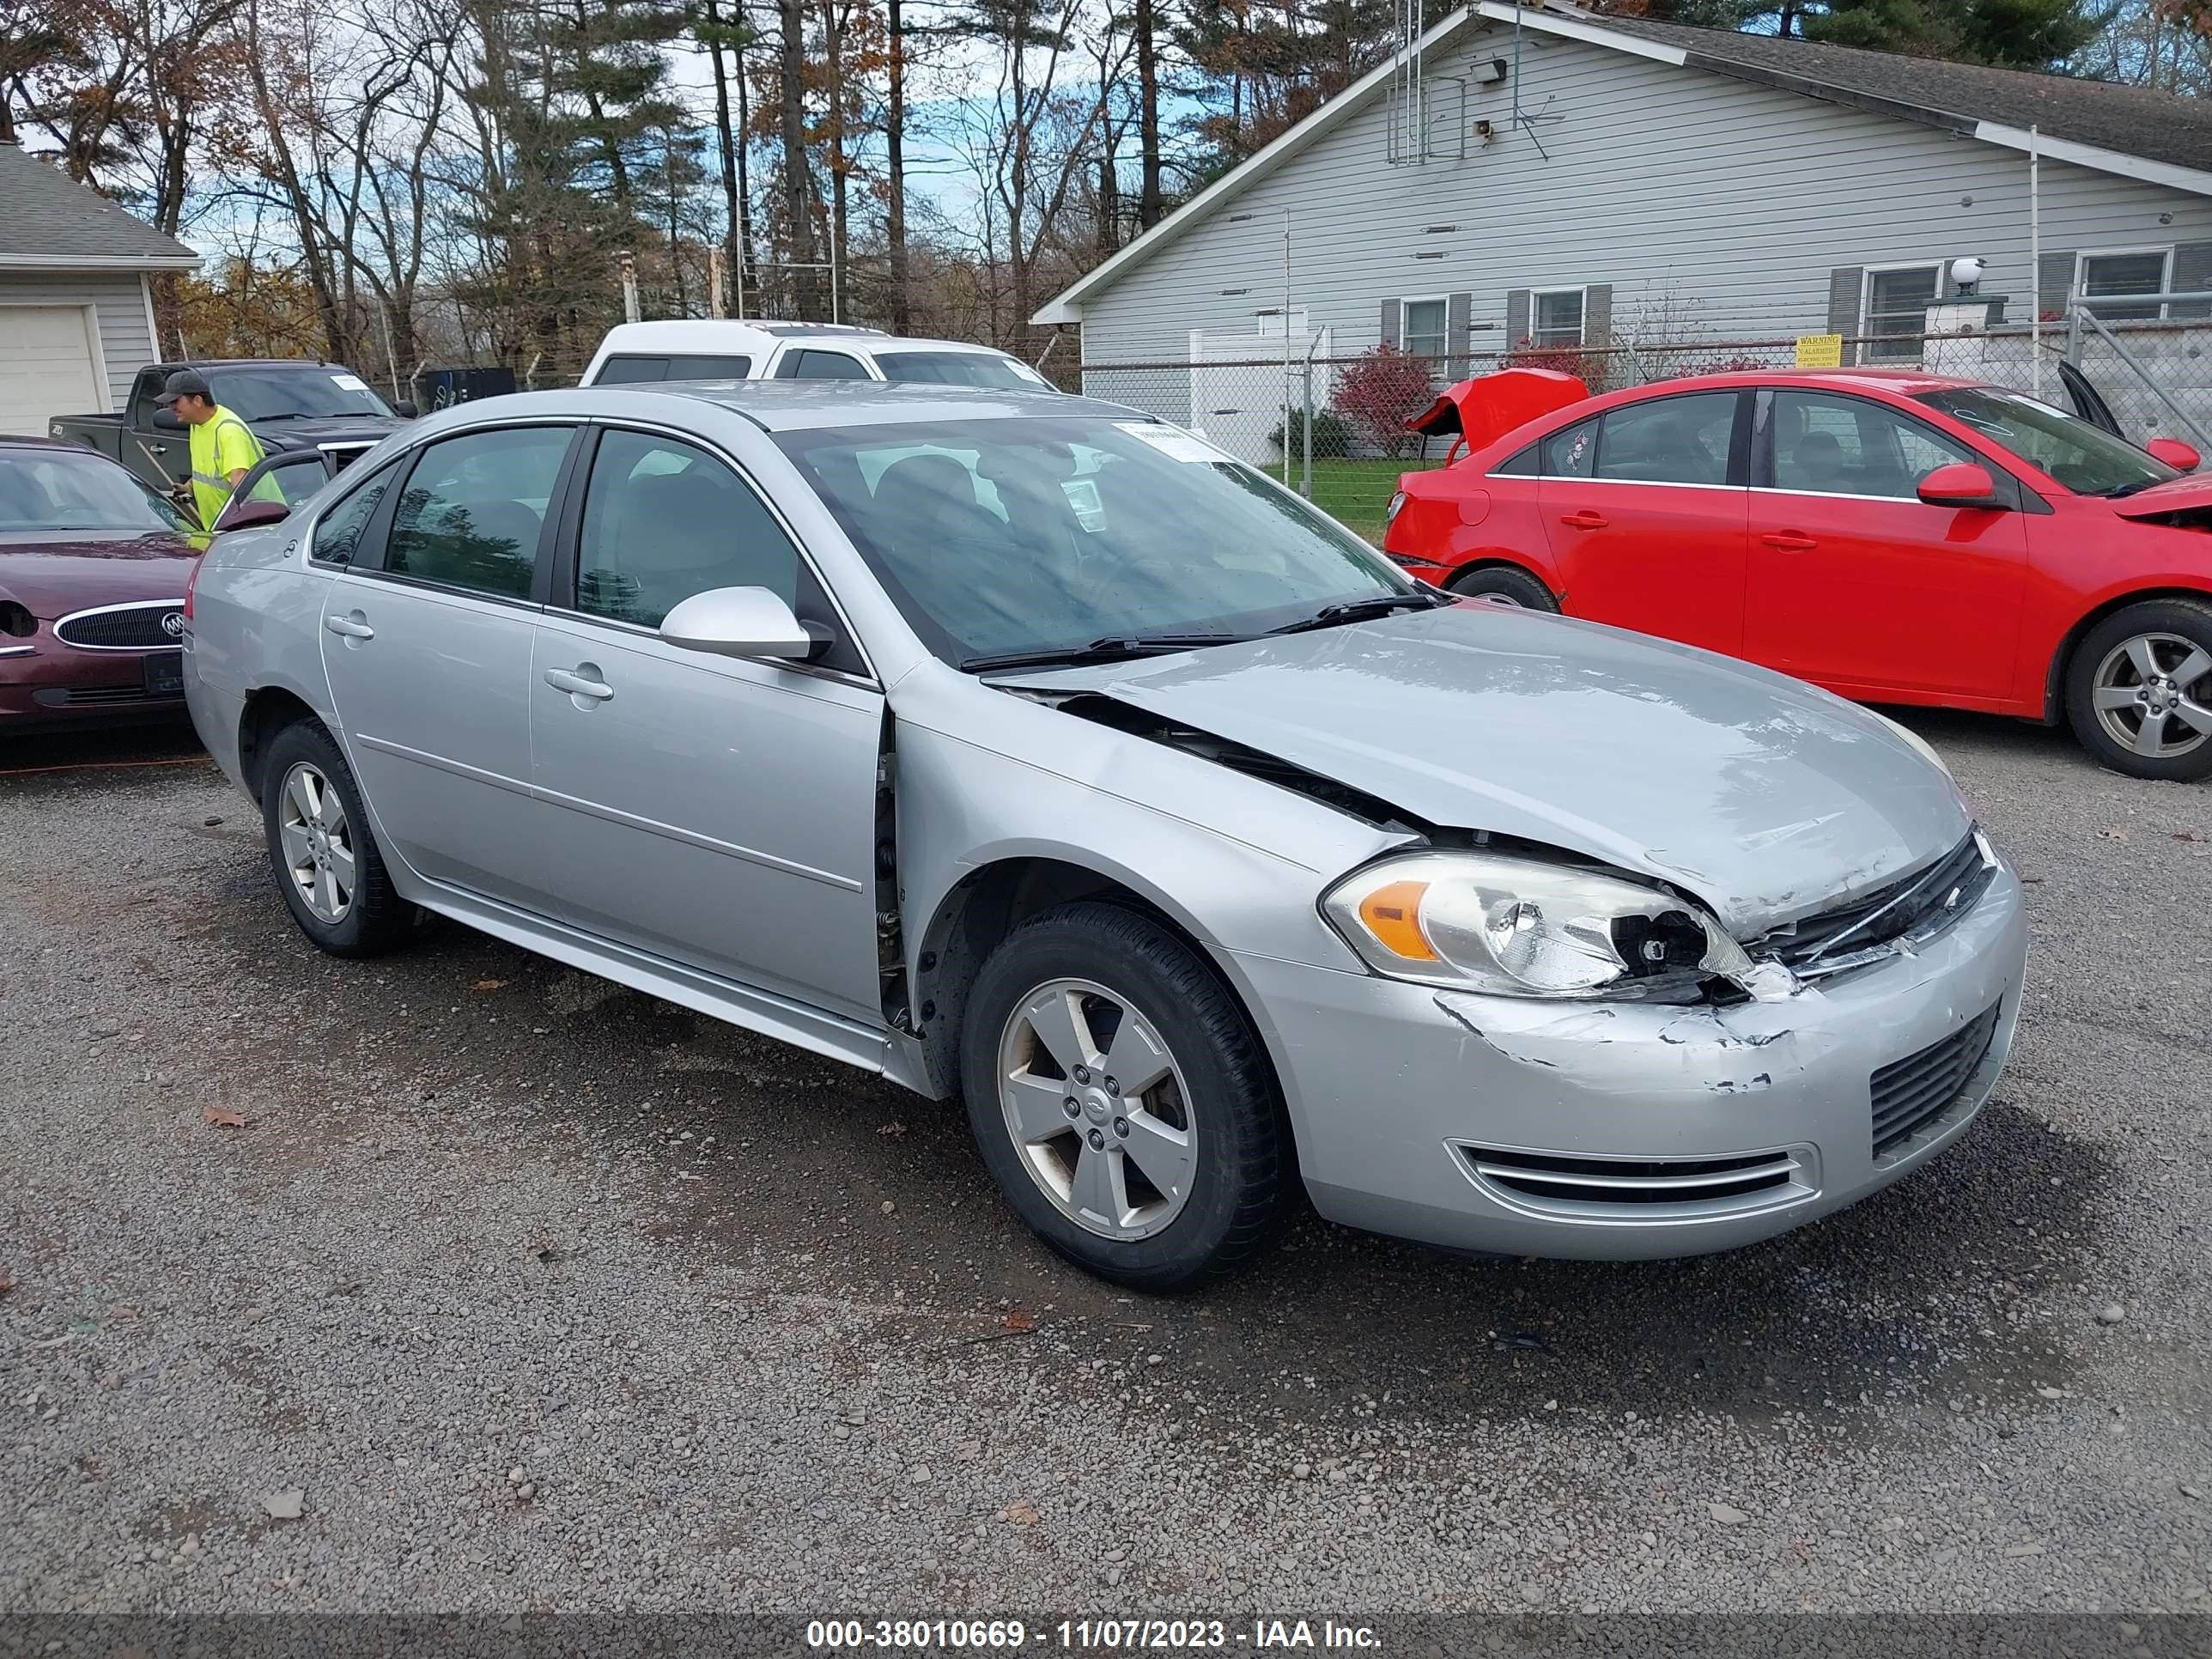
[1010,604,1971,935]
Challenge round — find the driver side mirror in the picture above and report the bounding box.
[659,586,817,660]
[213,496,292,533]
[392,399,419,419]
[150,409,185,432]
[2146,436,2200,472]
[1917,462,2005,510]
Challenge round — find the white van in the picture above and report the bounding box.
[579,320,1055,391]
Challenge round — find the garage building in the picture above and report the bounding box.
[0,140,198,436]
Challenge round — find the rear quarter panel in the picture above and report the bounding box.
[1385,463,1559,593]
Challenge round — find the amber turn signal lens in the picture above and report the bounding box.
[1358,879,1438,961]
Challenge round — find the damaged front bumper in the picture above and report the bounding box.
[1231,860,2027,1260]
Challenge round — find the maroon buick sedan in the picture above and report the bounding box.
[0,436,200,731]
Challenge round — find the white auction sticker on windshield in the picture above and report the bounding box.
[1114,422,1231,464]
[330,373,371,392]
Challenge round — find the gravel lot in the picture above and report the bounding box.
[3,710,2209,1616]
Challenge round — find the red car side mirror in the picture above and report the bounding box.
[213,496,292,533]
[1917,462,2004,510]
[2146,436,2201,472]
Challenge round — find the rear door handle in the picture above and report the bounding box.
[1761,532,1819,552]
[324,613,374,640]
[544,665,615,702]
[1559,511,1608,531]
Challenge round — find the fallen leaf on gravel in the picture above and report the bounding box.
[1000,1502,1041,1526]
[201,1105,248,1129]
[0,1267,12,1296]
[2097,827,2130,842]
[877,1121,908,1139]
[1002,1309,1036,1332]
[263,1488,306,1521]
[1708,1502,1749,1525]
[471,978,506,991]
[535,1247,574,1264]
[2176,832,2203,842]
[2003,1541,2044,1558]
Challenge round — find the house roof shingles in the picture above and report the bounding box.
[0,143,198,268]
[1587,11,2212,176]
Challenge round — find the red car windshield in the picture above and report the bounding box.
[1913,386,2177,498]
[0,449,184,534]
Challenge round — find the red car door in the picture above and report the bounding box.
[1537,390,1750,655]
[1744,390,2028,706]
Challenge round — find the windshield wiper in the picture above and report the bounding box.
[2103,477,2166,499]
[961,634,1247,673]
[1266,589,1449,636]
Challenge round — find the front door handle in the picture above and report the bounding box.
[1559,510,1608,531]
[544,665,615,702]
[1761,532,1819,552]
[324,612,374,640]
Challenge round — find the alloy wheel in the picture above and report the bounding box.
[2091,632,2212,760]
[277,760,356,923]
[997,978,1195,1241]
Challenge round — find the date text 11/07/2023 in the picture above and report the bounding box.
[804,1620,1384,1650]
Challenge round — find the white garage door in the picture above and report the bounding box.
[0,306,103,435]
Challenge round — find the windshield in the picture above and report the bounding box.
[1914,386,2178,497]
[204,367,398,422]
[0,448,184,533]
[776,416,1413,665]
[872,351,1044,390]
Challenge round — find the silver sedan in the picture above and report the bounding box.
[182,383,2028,1287]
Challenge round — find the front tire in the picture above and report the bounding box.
[959,902,1290,1289]
[2064,598,2212,781]
[258,720,416,957]
[1448,563,1559,612]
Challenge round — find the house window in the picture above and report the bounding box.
[1863,265,1942,362]
[2079,249,2171,322]
[1401,298,1448,366]
[1533,289,1585,349]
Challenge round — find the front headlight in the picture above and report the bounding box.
[1875,711,1953,780]
[1383,489,1408,528]
[1322,851,1755,999]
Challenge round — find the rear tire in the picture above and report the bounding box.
[259,720,416,957]
[1448,563,1559,612]
[959,901,1290,1290]
[2063,598,2212,781]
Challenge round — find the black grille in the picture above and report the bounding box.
[32,683,178,706]
[1768,832,1991,973]
[1462,1145,1804,1209]
[54,603,185,650]
[1871,1003,2001,1155]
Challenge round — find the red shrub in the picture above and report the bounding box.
[1332,343,1438,458]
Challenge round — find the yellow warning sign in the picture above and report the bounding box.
[1795,333,1844,368]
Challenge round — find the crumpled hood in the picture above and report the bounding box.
[1009,604,1971,935]
[2107,474,2212,520]
[0,530,199,615]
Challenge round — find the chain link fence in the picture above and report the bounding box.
[1076,316,2212,542]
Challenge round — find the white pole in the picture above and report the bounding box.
[708,246,728,319]
[619,252,641,325]
[2030,125,2043,401]
[1283,214,1293,486]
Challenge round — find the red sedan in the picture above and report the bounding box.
[1382,367,2212,781]
[0,436,200,732]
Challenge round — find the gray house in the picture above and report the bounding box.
[1037,1,2212,453]
[0,141,198,434]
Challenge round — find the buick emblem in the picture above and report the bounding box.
[161,611,185,639]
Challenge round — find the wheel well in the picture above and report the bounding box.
[237,688,323,803]
[2043,586,2212,722]
[1447,557,1552,595]
[909,858,1264,1107]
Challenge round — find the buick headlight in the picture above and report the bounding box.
[1322,852,1755,998]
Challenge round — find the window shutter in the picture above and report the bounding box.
[1583,283,1613,348]
[1380,299,1401,349]
[2170,242,2212,319]
[1505,289,1531,349]
[2036,248,2078,320]
[1826,267,1863,339]
[1447,292,1471,376]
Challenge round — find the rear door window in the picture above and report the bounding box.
[380,426,573,598]
[1592,392,1740,486]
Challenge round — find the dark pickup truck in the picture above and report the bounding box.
[48,360,413,503]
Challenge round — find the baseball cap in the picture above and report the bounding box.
[154,368,212,406]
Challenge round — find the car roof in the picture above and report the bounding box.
[1623,367,1992,397]
[595,319,889,349]
[860,338,1021,359]
[416,381,1125,436]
